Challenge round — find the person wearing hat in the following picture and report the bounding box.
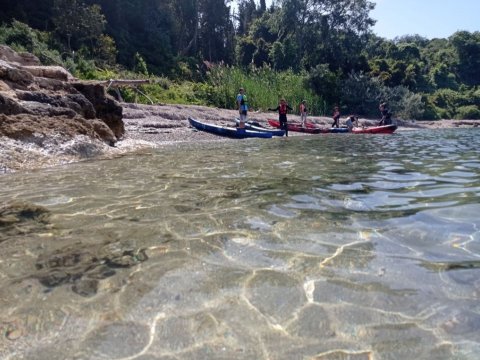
[236,87,248,129]
[299,100,308,127]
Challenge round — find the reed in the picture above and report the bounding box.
[205,65,327,115]
[96,64,327,115]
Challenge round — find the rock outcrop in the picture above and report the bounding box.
[0,45,123,148]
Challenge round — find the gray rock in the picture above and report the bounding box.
[0,45,125,149]
[0,44,41,66]
[0,93,30,115]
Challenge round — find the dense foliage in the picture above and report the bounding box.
[1,0,479,119]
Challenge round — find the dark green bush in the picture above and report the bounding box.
[455,105,480,119]
[0,20,62,66]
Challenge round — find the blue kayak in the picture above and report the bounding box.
[188,117,272,139]
[329,127,349,133]
[234,118,285,136]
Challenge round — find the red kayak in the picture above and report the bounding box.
[267,119,324,134]
[268,119,397,134]
[351,124,397,134]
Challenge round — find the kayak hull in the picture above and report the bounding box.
[351,124,397,134]
[189,117,273,139]
[328,127,350,133]
[235,119,285,136]
[267,119,322,134]
[268,119,397,134]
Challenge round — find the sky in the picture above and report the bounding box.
[371,0,480,39]
[259,0,479,40]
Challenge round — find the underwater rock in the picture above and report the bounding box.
[72,278,99,297]
[0,201,51,242]
[34,242,148,297]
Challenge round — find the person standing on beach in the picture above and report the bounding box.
[299,100,308,127]
[236,88,248,129]
[378,102,392,126]
[269,98,293,137]
[331,106,341,128]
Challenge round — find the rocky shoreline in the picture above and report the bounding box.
[1,45,479,174]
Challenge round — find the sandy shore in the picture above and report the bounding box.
[1,102,479,174]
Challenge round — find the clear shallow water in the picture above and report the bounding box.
[1,129,479,359]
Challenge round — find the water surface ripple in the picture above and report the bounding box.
[1,129,479,359]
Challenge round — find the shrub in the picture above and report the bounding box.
[340,72,384,117]
[340,72,426,119]
[0,20,62,66]
[384,86,425,120]
[454,105,480,119]
[307,64,339,106]
[418,96,441,120]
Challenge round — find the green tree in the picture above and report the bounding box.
[236,0,258,35]
[340,71,383,116]
[252,38,270,67]
[429,63,458,90]
[450,31,480,86]
[307,63,339,105]
[52,0,106,51]
[235,36,256,66]
[171,0,200,57]
[93,34,117,66]
[86,0,177,74]
[199,0,235,63]
[0,0,54,31]
[269,38,297,70]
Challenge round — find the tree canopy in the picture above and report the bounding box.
[1,0,479,119]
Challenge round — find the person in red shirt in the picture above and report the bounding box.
[269,98,293,137]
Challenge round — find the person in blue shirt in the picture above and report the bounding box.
[236,88,248,129]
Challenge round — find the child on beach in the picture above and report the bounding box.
[299,100,308,127]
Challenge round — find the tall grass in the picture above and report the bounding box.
[75,62,327,115]
[205,65,327,115]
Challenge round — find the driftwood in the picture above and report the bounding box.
[85,79,153,104]
[101,79,151,89]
